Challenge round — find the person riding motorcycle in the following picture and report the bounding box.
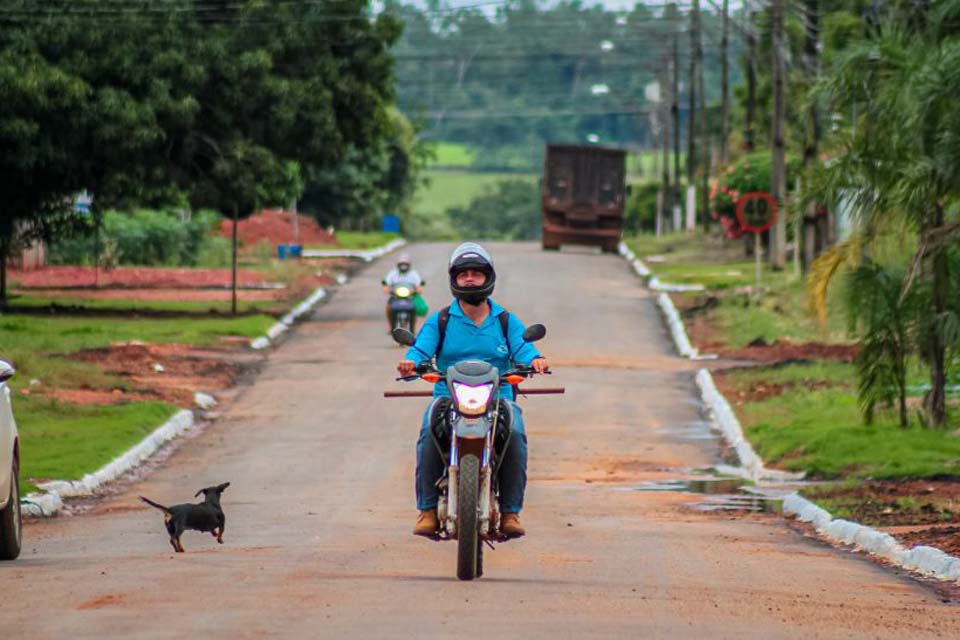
[397,242,550,538]
[383,254,423,332]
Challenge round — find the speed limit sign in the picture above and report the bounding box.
[735,192,778,233]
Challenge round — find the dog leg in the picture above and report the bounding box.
[217,529,224,544]
[173,536,185,553]
[169,537,180,553]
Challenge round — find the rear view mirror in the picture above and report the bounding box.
[392,328,416,346]
[522,324,546,343]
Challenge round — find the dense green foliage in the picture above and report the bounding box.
[0,0,418,300]
[48,210,225,268]
[389,1,743,171]
[447,179,541,241]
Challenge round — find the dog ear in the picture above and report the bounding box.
[195,489,204,498]
[217,482,231,492]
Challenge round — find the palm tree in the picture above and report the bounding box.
[844,261,918,427]
[807,15,960,427]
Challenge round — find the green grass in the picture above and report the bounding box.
[15,396,179,495]
[7,293,281,315]
[690,280,848,347]
[626,231,849,346]
[427,141,478,168]
[0,314,274,392]
[413,171,537,215]
[312,231,400,250]
[725,362,960,479]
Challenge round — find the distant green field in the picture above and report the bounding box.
[413,171,537,215]
[425,140,664,179]
[428,142,478,167]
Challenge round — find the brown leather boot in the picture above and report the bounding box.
[413,509,439,536]
[500,512,526,538]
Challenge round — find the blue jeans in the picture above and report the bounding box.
[416,400,528,513]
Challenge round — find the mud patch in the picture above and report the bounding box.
[50,342,261,406]
[711,370,850,404]
[803,480,960,557]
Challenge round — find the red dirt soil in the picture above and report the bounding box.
[219,209,338,247]
[54,342,258,406]
[10,266,274,289]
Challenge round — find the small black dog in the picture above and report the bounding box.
[140,482,230,553]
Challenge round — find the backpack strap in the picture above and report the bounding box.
[434,305,510,362]
[435,306,451,361]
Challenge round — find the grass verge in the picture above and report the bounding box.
[0,314,274,393]
[721,362,960,479]
[16,396,179,495]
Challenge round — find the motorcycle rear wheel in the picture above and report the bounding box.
[456,454,480,581]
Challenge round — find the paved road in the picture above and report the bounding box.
[2,242,957,639]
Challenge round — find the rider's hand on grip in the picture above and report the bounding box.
[397,359,416,377]
[532,357,550,374]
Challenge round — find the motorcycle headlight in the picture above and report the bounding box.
[394,286,412,298]
[452,382,493,416]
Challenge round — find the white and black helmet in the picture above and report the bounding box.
[448,242,495,305]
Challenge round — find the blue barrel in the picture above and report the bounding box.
[289,245,303,258]
[277,244,289,260]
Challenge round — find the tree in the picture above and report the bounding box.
[0,47,90,302]
[809,11,960,427]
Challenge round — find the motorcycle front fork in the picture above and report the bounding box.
[437,435,497,540]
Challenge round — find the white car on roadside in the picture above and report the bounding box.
[0,359,22,560]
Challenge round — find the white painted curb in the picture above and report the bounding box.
[657,293,700,359]
[301,237,407,261]
[648,277,705,293]
[618,241,651,277]
[250,237,404,349]
[783,493,960,583]
[24,409,195,517]
[250,287,327,350]
[619,241,713,360]
[695,369,805,483]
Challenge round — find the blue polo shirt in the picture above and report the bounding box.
[405,298,542,401]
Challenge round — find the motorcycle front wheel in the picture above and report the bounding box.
[456,454,480,580]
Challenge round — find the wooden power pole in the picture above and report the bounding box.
[770,0,788,269]
[720,0,730,166]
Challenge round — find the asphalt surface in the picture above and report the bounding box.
[2,242,958,639]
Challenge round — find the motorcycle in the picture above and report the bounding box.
[386,325,564,581]
[387,284,417,340]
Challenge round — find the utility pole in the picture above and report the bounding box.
[770,0,788,269]
[660,59,672,230]
[720,0,730,166]
[694,0,709,225]
[672,33,681,229]
[802,0,824,269]
[686,2,700,231]
[745,9,757,152]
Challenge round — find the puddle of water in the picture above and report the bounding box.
[632,477,790,514]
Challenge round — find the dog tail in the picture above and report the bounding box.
[140,496,171,514]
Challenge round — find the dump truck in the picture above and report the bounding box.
[541,143,627,253]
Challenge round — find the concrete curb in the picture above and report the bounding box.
[783,493,960,583]
[301,237,407,261]
[657,293,701,359]
[618,241,714,361]
[24,410,195,517]
[251,287,327,350]
[251,237,406,349]
[695,369,805,483]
